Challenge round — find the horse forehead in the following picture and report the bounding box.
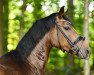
[56,14,72,25]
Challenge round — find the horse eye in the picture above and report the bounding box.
[64,26,70,30]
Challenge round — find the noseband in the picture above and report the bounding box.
[55,20,85,55]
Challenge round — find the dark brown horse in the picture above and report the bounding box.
[0,6,90,75]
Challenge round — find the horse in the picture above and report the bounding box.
[0,6,90,75]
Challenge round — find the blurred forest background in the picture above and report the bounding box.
[0,0,94,75]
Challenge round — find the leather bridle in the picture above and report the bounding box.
[55,20,85,55]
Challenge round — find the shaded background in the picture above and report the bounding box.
[0,0,94,75]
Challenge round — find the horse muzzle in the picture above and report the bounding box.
[69,46,90,59]
[77,48,90,59]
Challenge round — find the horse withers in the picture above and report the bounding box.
[0,6,90,75]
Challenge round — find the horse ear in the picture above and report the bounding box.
[58,6,65,19]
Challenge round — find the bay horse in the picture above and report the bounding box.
[0,6,90,75]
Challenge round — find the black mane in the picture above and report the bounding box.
[4,13,57,61]
[3,13,71,61]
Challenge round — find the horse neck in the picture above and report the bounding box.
[27,33,52,74]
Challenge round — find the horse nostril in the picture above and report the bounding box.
[86,50,89,54]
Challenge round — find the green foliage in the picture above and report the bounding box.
[74,0,84,34]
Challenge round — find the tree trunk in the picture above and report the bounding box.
[83,0,90,75]
[67,0,74,67]
[3,0,9,53]
[0,1,4,55]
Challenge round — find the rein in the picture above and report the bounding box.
[55,20,85,55]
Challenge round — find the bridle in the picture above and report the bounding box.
[55,20,85,55]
